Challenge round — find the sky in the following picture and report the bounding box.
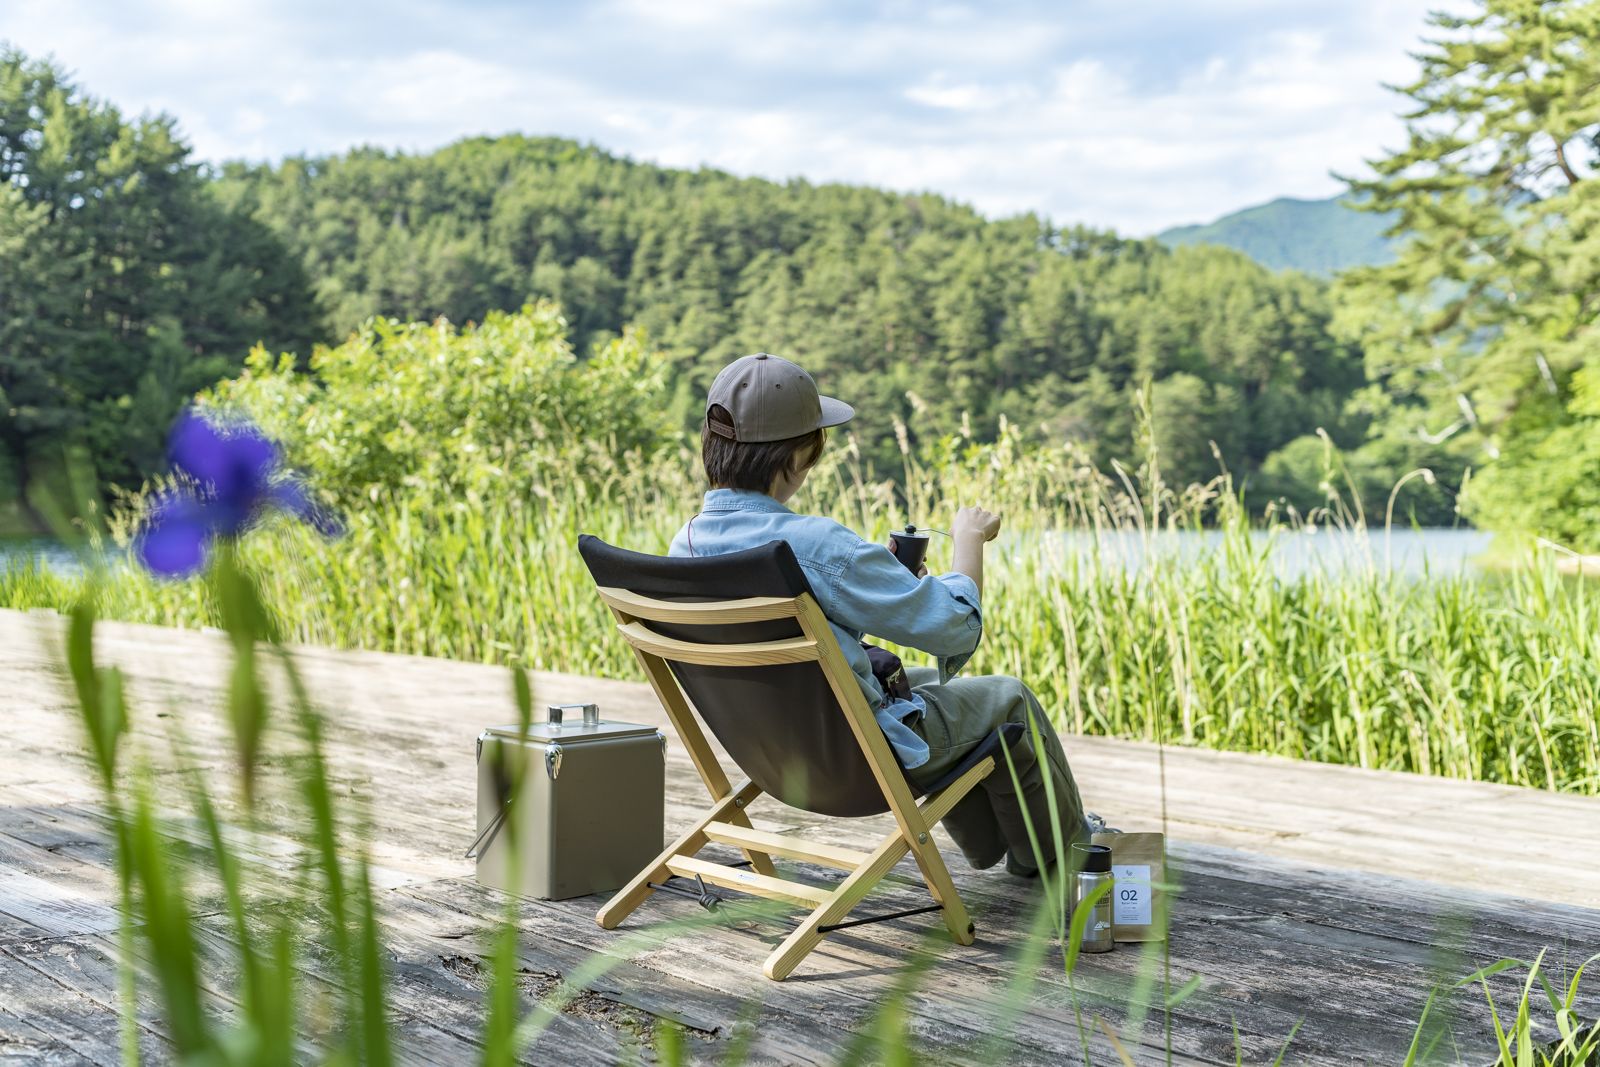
[1,0,1468,235]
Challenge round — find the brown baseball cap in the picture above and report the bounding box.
[706,353,854,442]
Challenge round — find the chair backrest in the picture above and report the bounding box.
[578,535,895,818]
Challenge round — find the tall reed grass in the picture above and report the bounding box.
[8,422,1599,794]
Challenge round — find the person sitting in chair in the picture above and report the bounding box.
[670,352,1100,877]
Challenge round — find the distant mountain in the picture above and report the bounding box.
[1157,195,1397,277]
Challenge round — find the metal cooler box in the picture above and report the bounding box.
[470,704,665,901]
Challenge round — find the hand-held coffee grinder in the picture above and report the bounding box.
[890,524,949,573]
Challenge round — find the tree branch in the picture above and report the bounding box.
[1553,139,1581,186]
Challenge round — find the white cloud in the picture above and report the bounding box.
[1,0,1476,234]
[905,75,1026,112]
[359,51,527,124]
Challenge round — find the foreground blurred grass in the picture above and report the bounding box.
[8,416,1599,795]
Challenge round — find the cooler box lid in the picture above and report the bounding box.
[483,720,662,746]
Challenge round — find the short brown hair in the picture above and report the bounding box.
[701,404,826,492]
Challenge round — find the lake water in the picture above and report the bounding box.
[1040,527,1495,581]
[3,528,1498,582]
[0,538,99,575]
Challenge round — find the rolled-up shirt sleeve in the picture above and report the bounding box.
[826,539,984,682]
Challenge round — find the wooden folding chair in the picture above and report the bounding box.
[578,535,1021,980]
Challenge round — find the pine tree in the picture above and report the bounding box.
[0,48,320,509]
[1336,0,1600,544]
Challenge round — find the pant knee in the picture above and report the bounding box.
[995,677,1036,718]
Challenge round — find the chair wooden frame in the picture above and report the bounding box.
[591,584,996,981]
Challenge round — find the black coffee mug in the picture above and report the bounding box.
[890,525,930,573]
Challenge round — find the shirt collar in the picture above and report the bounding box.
[702,488,793,514]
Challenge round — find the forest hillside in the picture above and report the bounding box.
[3,51,1461,527]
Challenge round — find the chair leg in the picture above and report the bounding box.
[763,822,914,980]
[908,847,975,946]
[763,755,995,980]
[597,779,763,929]
[900,754,995,945]
[723,806,778,877]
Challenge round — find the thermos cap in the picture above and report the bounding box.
[1070,842,1113,873]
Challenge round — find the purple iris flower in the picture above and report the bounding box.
[136,409,341,578]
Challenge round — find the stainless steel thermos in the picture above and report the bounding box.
[1069,842,1115,953]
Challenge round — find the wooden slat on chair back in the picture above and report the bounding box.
[578,536,893,818]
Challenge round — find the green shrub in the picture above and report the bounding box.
[202,302,675,510]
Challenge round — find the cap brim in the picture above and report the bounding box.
[817,395,854,429]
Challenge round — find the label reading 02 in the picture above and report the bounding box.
[1111,863,1152,926]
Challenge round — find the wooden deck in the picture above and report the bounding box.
[3,607,1599,1065]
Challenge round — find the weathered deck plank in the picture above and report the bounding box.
[3,609,1599,1064]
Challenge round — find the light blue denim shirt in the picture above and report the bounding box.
[668,489,983,769]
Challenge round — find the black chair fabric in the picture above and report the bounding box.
[578,535,1015,819]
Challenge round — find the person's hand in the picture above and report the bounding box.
[885,535,929,578]
[952,506,1002,544]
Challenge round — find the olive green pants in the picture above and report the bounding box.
[903,666,1087,872]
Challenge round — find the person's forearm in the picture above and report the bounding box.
[951,537,984,599]
[948,505,999,598]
